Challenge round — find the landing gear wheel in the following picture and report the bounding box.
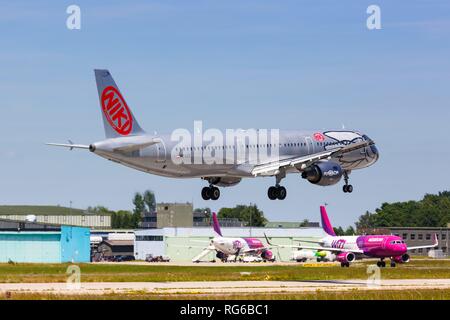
[342,171,353,193]
[377,260,386,268]
[268,186,278,200]
[343,185,353,193]
[340,262,350,267]
[201,187,211,200]
[210,187,220,200]
[390,261,396,268]
[277,186,287,200]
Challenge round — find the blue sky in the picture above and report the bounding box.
[1,1,450,227]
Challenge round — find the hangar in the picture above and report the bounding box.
[135,226,325,262]
[0,218,90,263]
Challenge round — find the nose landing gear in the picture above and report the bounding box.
[376,259,386,268]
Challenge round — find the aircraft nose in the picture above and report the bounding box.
[368,145,379,162]
[395,244,407,254]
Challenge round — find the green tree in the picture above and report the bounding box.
[354,191,450,229]
[111,210,134,229]
[299,219,310,227]
[194,207,211,218]
[143,190,156,213]
[344,226,356,235]
[218,204,267,227]
[333,226,345,236]
[132,192,145,228]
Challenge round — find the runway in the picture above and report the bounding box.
[1,279,449,295]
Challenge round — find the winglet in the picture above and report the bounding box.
[320,205,336,236]
[212,212,222,237]
[264,233,274,246]
[433,234,439,247]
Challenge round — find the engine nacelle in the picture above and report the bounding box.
[301,161,343,186]
[216,252,227,260]
[206,177,242,187]
[336,252,356,263]
[392,253,410,263]
[261,250,273,261]
[317,251,336,262]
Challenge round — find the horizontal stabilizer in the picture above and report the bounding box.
[46,142,90,150]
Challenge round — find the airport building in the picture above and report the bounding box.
[388,227,449,256]
[0,205,111,229]
[140,202,244,228]
[134,226,326,262]
[0,218,90,263]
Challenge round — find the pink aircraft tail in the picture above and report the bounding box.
[320,206,336,236]
[212,212,222,237]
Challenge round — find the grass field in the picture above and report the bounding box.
[1,259,449,283]
[2,289,450,300]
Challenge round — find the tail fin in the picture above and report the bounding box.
[94,69,145,138]
[212,212,222,237]
[320,205,336,236]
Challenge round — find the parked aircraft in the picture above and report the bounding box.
[48,69,379,200]
[265,206,438,267]
[191,212,274,263]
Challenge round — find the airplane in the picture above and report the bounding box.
[48,69,379,200]
[191,212,274,263]
[291,249,333,263]
[265,205,439,267]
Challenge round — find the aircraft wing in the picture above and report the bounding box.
[241,246,272,253]
[293,244,364,254]
[264,233,324,248]
[408,234,439,250]
[251,140,374,176]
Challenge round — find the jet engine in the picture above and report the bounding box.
[336,252,356,263]
[216,252,227,261]
[392,253,410,263]
[205,177,242,187]
[301,161,343,186]
[261,249,273,261]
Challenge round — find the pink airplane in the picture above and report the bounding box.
[266,206,438,267]
[191,212,274,263]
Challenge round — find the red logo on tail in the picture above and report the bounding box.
[101,86,133,135]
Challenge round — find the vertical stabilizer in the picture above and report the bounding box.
[320,205,336,236]
[212,212,222,237]
[94,69,145,138]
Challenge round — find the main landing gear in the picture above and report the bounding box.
[376,258,397,268]
[342,171,353,193]
[268,185,287,200]
[268,171,287,200]
[340,262,350,267]
[376,260,386,268]
[201,185,220,201]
